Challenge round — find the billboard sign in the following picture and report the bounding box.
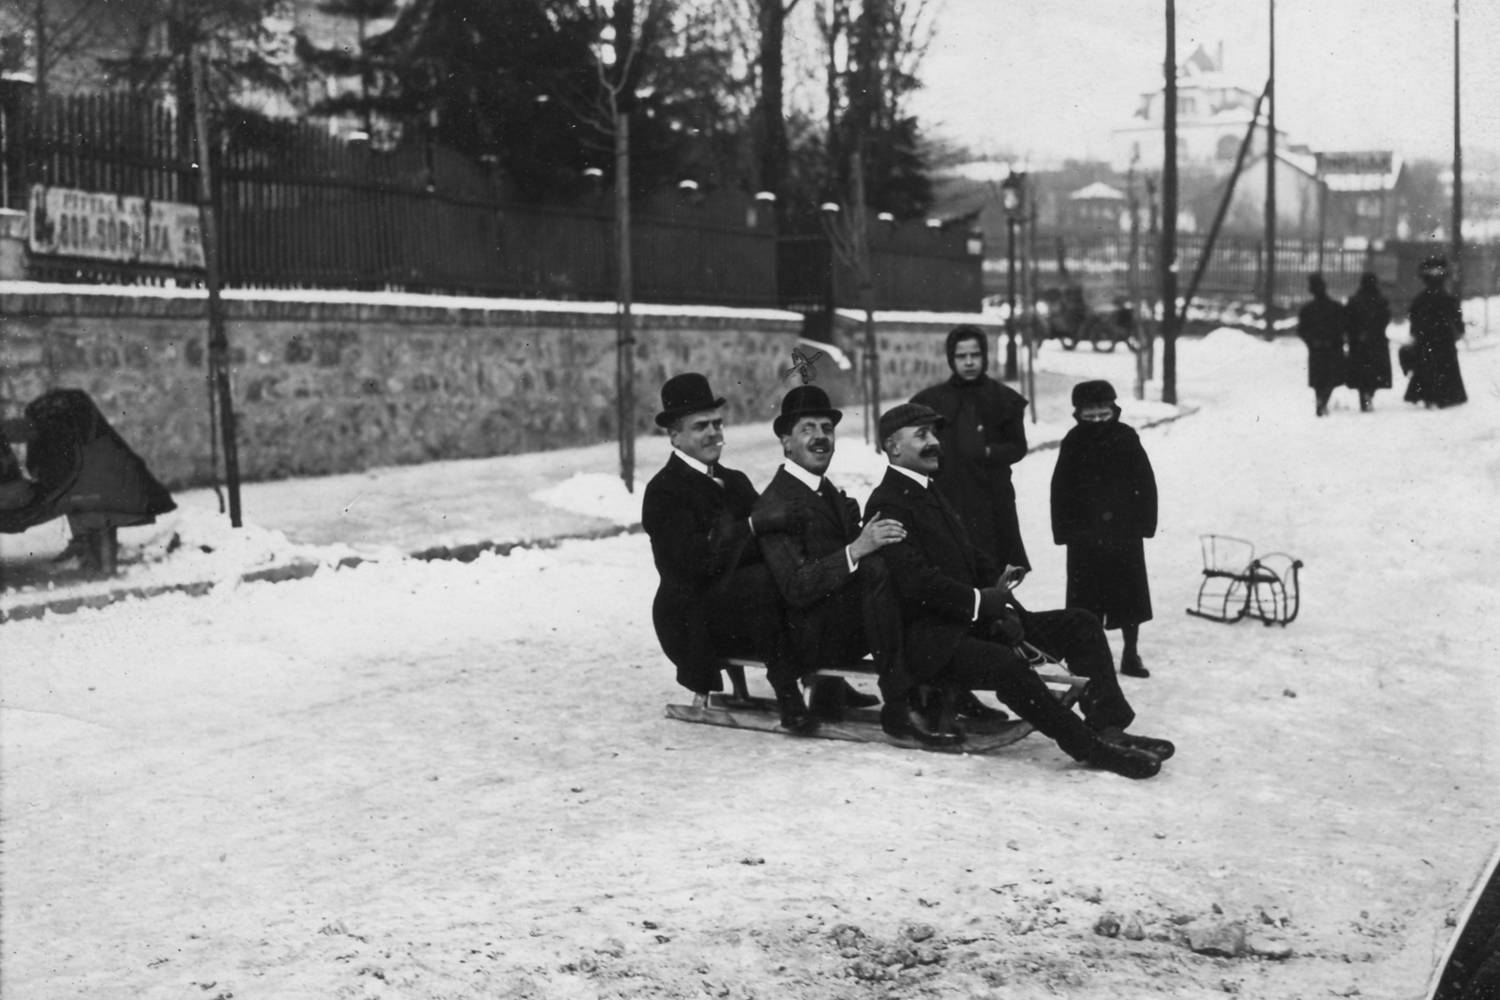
[28,184,204,268]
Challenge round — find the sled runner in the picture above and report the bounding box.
[664,644,1086,754]
[1186,534,1303,626]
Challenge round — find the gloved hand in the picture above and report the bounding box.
[990,608,1025,645]
[751,499,805,535]
[977,585,1011,621]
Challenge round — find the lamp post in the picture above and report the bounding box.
[999,171,1024,382]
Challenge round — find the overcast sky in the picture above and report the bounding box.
[908,0,1500,167]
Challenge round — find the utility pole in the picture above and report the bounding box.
[1264,0,1277,341]
[613,103,635,493]
[190,48,242,527]
[1160,0,1179,405]
[1451,0,1463,303]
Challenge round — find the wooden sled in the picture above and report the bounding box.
[664,645,1086,755]
[1186,534,1304,626]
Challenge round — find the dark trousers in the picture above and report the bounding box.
[654,562,792,694]
[940,607,1136,760]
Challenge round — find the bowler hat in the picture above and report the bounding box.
[655,372,726,428]
[773,385,843,437]
[877,402,944,443]
[1071,379,1118,409]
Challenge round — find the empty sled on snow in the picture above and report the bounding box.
[664,644,1086,755]
[1186,534,1303,626]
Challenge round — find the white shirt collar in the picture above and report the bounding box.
[888,463,929,489]
[781,461,823,492]
[673,448,715,478]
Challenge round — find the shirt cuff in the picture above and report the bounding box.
[971,588,981,621]
[845,545,858,573]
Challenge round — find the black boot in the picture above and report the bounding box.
[773,682,819,735]
[1083,740,1161,779]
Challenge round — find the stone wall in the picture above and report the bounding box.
[0,287,803,489]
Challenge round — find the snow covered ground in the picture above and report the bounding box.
[2,309,1498,999]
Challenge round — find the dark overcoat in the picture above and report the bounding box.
[1050,420,1157,629]
[910,375,1031,570]
[642,453,780,693]
[1344,285,1393,392]
[864,468,1000,682]
[1297,295,1347,390]
[1404,287,1468,407]
[754,467,866,672]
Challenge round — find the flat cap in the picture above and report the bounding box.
[878,402,944,442]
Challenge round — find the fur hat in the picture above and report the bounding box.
[1070,380,1118,409]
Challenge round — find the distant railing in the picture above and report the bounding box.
[780,219,984,314]
[3,88,981,314]
[1025,229,1500,315]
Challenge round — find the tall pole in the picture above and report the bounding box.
[190,48,242,527]
[1004,215,1017,381]
[1160,0,1179,405]
[1263,0,1276,341]
[614,105,635,492]
[1451,0,1463,302]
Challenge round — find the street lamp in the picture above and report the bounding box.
[999,171,1026,381]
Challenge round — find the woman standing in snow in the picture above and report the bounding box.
[1403,255,1467,409]
[1050,380,1157,678]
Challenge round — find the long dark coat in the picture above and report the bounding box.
[2,389,176,534]
[754,467,866,673]
[1297,294,1347,390]
[863,467,1002,682]
[1404,286,1468,407]
[1344,285,1393,392]
[910,374,1031,570]
[863,467,1137,732]
[642,453,785,693]
[1050,419,1157,629]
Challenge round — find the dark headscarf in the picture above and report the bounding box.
[944,324,988,372]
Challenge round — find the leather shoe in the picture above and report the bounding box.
[774,684,819,735]
[839,679,881,709]
[1084,740,1161,779]
[881,705,963,748]
[953,689,1010,721]
[1119,653,1150,678]
[1098,727,1175,761]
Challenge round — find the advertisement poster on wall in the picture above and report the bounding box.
[27,184,204,269]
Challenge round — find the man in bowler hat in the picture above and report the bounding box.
[752,385,960,741]
[863,402,1175,778]
[641,373,815,732]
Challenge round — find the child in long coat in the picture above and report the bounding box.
[1050,380,1158,677]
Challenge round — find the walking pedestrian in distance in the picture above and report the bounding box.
[1343,273,1393,413]
[1403,255,1468,409]
[1297,273,1347,417]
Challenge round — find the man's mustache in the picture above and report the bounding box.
[809,439,833,452]
[919,445,941,459]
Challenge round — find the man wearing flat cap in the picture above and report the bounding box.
[752,385,930,732]
[642,373,814,732]
[864,402,1175,778]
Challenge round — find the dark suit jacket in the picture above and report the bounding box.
[642,452,761,691]
[864,467,1001,681]
[754,466,865,670]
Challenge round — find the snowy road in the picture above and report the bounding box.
[3,323,1498,999]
